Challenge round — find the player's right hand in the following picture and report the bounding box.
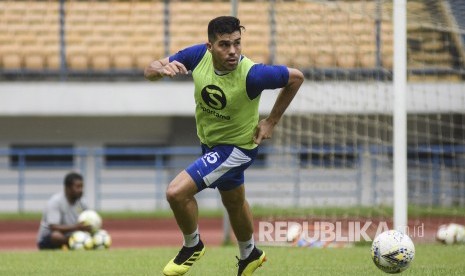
[160,60,188,78]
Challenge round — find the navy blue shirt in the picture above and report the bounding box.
[169,44,289,100]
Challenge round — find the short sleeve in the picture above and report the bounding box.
[168,44,208,71]
[46,199,61,225]
[246,64,290,100]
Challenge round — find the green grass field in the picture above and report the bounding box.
[1,244,464,275]
[2,204,465,221]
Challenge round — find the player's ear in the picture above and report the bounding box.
[206,42,212,52]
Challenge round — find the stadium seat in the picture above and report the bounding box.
[111,45,135,69]
[1,45,22,69]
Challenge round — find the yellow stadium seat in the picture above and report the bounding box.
[2,44,22,69]
[66,44,88,70]
[86,44,111,70]
[111,45,135,69]
[46,52,61,70]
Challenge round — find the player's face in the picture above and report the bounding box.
[66,179,84,202]
[208,31,242,71]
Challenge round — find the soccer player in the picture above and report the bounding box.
[145,16,304,275]
[36,172,91,250]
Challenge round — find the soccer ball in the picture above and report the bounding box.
[436,223,465,245]
[371,230,415,274]
[92,229,112,250]
[286,224,302,242]
[69,231,94,250]
[78,209,102,233]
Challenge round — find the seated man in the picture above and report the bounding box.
[36,172,91,250]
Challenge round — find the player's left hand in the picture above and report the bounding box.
[253,118,276,145]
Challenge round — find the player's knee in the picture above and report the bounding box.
[50,230,63,239]
[166,184,185,205]
[50,231,67,245]
[166,172,197,205]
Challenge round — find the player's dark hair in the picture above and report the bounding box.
[208,16,245,42]
[64,172,83,188]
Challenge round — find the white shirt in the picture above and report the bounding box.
[36,192,87,242]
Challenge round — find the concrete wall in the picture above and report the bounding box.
[1,82,464,117]
[0,81,463,212]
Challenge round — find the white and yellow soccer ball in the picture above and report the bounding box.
[78,209,102,233]
[68,230,94,250]
[92,229,112,250]
[436,223,465,245]
[371,230,415,274]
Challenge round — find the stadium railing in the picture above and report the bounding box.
[0,145,463,212]
[0,147,88,212]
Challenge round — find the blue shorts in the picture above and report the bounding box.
[186,144,258,191]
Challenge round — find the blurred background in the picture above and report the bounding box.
[0,0,464,218]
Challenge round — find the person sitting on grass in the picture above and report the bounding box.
[36,172,91,250]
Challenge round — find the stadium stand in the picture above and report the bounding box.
[274,1,382,68]
[406,2,452,66]
[404,0,464,81]
[444,0,465,67]
[65,0,164,71]
[0,0,59,70]
[0,0,463,80]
